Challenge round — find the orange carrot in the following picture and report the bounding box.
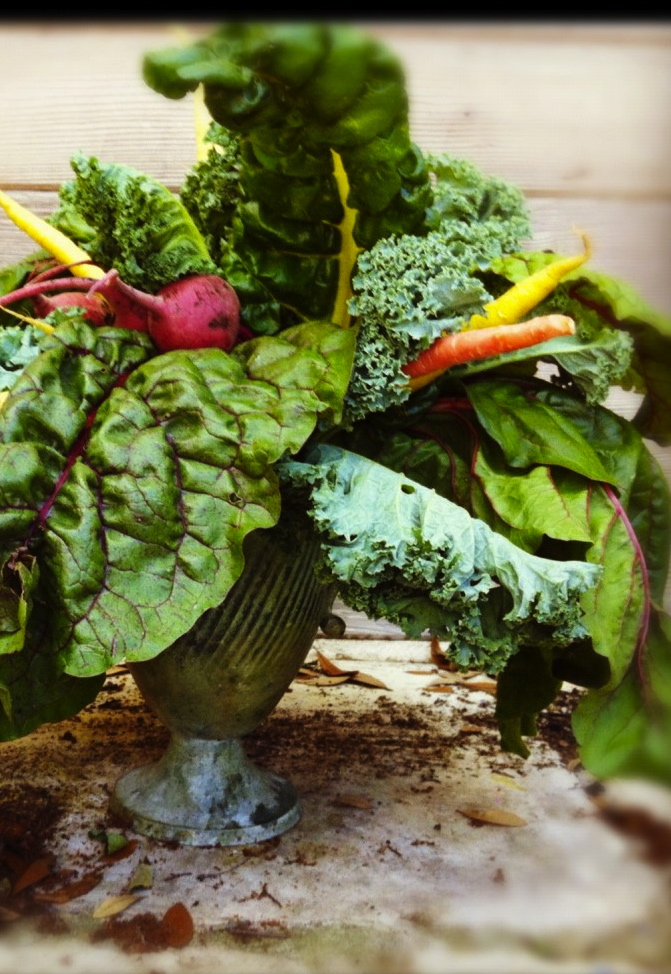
[405,314,575,391]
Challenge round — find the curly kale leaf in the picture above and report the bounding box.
[0,326,43,391]
[343,154,532,423]
[281,444,600,673]
[180,123,243,263]
[424,153,531,248]
[52,154,216,292]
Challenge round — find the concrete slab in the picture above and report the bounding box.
[1,642,669,973]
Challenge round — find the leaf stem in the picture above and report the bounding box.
[330,150,361,330]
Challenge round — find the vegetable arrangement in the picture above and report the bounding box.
[0,22,669,786]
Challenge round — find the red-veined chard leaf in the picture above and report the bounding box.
[466,379,616,484]
[572,608,671,785]
[0,316,354,738]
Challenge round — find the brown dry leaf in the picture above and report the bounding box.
[352,672,390,690]
[304,674,352,687]
[12,857,52,896]
[406,669,437,676]
[461,680,497,695]
[93,894,141,919]
[158,902,194,948]
[334,794,374,811]
[316,651,356,677]
[430,635,453,669]
[106,664,128,676]
[459,724,483,734]
[36,871,103,904]
[0,905,22,922]
[424,682,454,693]
[458,808,528,827]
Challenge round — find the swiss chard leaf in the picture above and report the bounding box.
[572,608,671,785]
[466,379,616,484]
[144,23,432,334]
[0,316,354,737]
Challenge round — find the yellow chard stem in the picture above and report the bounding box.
[0,189,105,281]
[466,231,592,330]
[330,149,362,329]
[193,84,212,163]
[168,24,211,163]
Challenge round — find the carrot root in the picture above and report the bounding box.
[0,189,105,281]
[405,314,575,390]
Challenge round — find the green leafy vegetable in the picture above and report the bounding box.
[0,315,354,736]
[52,154,217,292]
[282,444,600,672]
[0,20,668,790]
[143,22,432,334]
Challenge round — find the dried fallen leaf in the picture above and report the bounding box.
[458,808,528,827]
[424,682,454,693]
[128,860,154,892]
[12,857,52,896]
[159,902,194,948]
[461,680,497,695]
[93,894,140,919]
[334,794,374,811]
[459,724,483,734]
[490,773,526,791]
[352,672,390,690]
[316,651,356,677]
[0,905,22,922]
[36,871,103,904]
[302,674,352,687]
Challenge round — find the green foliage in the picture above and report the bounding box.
[143,22,432,334]
[0,316,354,737]
[52,154,216,292]
[283,444,600,672]
[0,21,668,788]
[343,154,532,423]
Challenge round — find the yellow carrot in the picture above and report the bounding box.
[466,232,591,331]
[0,189,105,281]
[0,303,54,334]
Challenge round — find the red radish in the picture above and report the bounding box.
[0,266,242,353]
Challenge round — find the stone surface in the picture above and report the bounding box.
[0,640,670,973]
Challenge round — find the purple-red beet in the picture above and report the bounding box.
[89,270,241,352]
[0,266,242,353]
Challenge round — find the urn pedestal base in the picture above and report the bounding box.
[111,734,299,846]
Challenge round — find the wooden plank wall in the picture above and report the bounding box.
[1,20,669,632]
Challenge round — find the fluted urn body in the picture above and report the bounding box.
[111,518,334,846]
